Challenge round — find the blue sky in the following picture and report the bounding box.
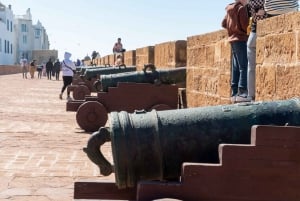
[1,0,233,60]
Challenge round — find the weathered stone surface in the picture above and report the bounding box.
[256,65,276,100]
[124,50,136,66]
[186,29,231,107]
[257,11,300,37]
[0,65,21,75]
[154,40,186,68]
[109,54,115,66]
[136,46,154,71]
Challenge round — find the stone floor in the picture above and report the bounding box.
[0,73,115,201]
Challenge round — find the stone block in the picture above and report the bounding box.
[109,54,115,66]
[136,46,154,71]
[256,65,276,101]
[262,33,297,65]
[276,65,300,100]
[104,55,110,66]
[258,11,300,36]
[124,50,136,66]
[154,40,186,69]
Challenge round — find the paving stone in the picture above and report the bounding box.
[0,74,115,201]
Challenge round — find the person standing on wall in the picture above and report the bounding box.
[20,56,28,79]
[59,52,76,101]
[222,0,249,103]
[236,0,267,102]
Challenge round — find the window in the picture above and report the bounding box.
[35,29,41,38]
[7,41,9,54]
[23,35,27,44]
[0,38,2,52]
[10,43,12,54]
[4,40,6,53]
[10,21,12,32]
[21,24,27,32]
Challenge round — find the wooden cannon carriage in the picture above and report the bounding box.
[66,65,186,132]
[68,65,136,100]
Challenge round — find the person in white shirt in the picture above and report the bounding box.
[20,56,28,79]
[59,52,76,100]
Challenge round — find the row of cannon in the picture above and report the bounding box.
[66,64,186,132]
[69,64,300,200]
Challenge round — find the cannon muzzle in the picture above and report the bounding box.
[84,98,300,189]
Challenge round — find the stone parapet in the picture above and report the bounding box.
[154,40,187,69]
[0,65,22,75]
[124,50,136,66]
[256,11,300,101]
[186,29,230,107]
[136,46,154,71]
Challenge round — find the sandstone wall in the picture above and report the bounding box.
[124,50,136,66]
[0,65,22,75]
[186,30,230,107]
[154,40,187,69]
[109,54,115,66]
[136,46,154,71]
[256,11,300,101]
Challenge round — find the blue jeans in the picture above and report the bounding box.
[247,32,256,98]
[230,41,248,96]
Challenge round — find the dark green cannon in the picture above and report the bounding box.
[82,65,136,80]
[95,65,186,92]
[84,98,300,189]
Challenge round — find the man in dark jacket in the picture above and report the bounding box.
[46,58,54,80]
[53,59,61,81]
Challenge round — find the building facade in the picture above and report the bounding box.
[0,3,15,65]
[0,2,50,65]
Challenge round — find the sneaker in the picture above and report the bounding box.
[230,96,236,104]
[59,94,62,100]
[236,95,251,103]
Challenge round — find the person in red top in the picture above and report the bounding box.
[222,0,249,103]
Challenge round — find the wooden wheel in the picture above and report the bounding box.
[76,101,108,132]
[73,85,91,100]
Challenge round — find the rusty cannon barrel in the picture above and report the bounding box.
[82,65,136,80]
[96,65,186,92]
[84,98,300,189]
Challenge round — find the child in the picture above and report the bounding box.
[222,0,249,103]
[114,54,124,67]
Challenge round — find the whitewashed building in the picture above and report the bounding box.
[0,2,50,65]
[0,3,15,65]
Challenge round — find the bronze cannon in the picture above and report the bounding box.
[84,98,300,189]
